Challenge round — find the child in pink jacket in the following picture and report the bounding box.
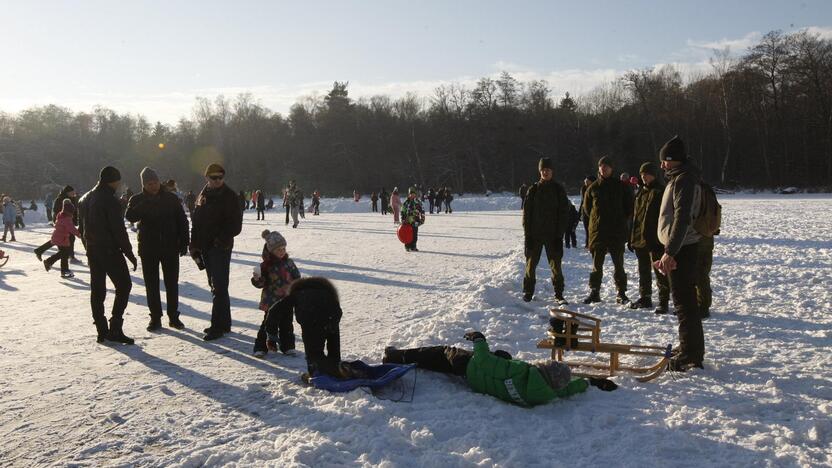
[38,199,81,277]
[390,187,402,225]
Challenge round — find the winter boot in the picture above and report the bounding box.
[382,346,405,364]
[616,292,630,305]
[669,356,704,372]
[203,329,225,341]
[629,296,653,309]
[147,317,163,332]
[168,316,185,330]
[582,289,601,304]
[554,293,569,306]
[60,271,74,278]
[107,319,135,345]
[522,292,533,302]
[654,299,669,315]
[94,320,109,344]
[700,306,711,321]
[43,260,52,272]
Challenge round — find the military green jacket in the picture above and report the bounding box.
[582,176,634,250]
[522,179,570,241]
[630,181,665,251]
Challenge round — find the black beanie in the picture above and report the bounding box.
[538,157,553,171]
[598,156,613,168]
[639,162,658,177]
[659,136,687,162]
[99,166,121,184]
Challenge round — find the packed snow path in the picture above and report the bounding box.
[0,195,830,467]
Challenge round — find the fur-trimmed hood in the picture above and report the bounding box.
[289,276,339,302]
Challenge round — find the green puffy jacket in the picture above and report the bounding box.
[465,339,588,407]
[630,181,664,250]
[582,176,634,251]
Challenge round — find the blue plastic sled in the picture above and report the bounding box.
[310,362,416,393]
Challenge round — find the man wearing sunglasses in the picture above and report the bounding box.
[190,163,243,341]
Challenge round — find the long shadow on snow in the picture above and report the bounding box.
[111,335,304,424]
[0,268,25,291]
[300,267,440,291]
[415,250,501,260]
[231,254,414,277]
[308,225,490,241]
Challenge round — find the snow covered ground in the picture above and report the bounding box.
[0,194,830,467]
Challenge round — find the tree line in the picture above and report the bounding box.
[1,29,830,198]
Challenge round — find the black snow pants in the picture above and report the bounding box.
[88,248,132,336]
[385,346,473,377]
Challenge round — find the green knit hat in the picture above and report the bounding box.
[639,162,658,177]
[408,186,417,195]
[538,157,553,171]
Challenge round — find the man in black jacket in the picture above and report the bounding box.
[78,166,137,344]
[125,167,189,332]
[190,163,243,341]
[656,136,705,372]
[522,157,570,304]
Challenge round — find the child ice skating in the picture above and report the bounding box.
[251,230,300,357]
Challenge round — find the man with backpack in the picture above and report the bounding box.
[655,136,706,372]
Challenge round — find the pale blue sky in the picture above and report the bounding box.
[1,0,830,123]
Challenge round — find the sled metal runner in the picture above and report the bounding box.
[537,308,672,382]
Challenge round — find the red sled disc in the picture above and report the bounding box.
[397,224,414,244]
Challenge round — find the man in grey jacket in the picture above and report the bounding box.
[656,136,705,372]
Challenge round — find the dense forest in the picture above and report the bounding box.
[1,29,830,198]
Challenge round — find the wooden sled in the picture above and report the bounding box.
[537,308,672,383]
[0,251,8,268]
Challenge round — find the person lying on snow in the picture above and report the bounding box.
[383,332,617,407]
[264,277,370,383]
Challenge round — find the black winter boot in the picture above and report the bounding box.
[629,296,653,309]
[382,346,404,364]
[94,320,109,343]
[582,289,601,304]
[654,299,669,315]
[147,317,162,332]
[169,316,185,330]
[522,292,533,302]
[108,318,134,345]
[669,356,704,372]
[616,292,630,305]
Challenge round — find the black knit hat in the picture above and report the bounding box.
[659,136,687,162]
[538,157,553,171]
[598,156,613,168]
[639,162,658,177]
[99,166,121,184]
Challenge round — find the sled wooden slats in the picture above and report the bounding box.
[537,308,671,382]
